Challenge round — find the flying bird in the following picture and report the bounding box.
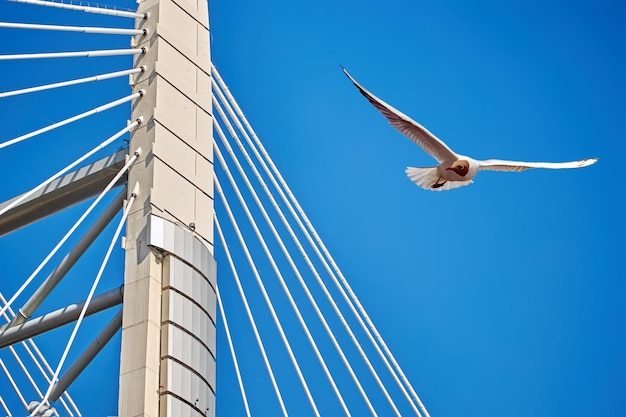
[342,67,598,191]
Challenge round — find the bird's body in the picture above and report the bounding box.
[342,67,598,191]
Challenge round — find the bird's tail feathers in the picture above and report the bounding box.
[405,167,473,191]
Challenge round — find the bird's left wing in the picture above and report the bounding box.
[342,67,457,163]
[478,158,598,172]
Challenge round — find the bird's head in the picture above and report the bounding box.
[445,160,470,177]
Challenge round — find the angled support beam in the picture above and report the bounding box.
[8,189,125,328]
[49,309,122,402]
[0,149,127,237]
[0,286,123,349]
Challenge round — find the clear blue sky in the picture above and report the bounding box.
[0,0,624,416]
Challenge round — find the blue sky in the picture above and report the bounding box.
[1,0,625,416]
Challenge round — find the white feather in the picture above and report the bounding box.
[405,167,473,191]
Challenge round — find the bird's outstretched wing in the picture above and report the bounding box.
[342,67,457,163]
[478,158,598,172]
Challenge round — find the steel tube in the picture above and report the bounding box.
[0,47,145,61]
[0,22,145,36]
[9,190,125,327]
[49,309,122,402]
[0,67,143,99]
[0,286,123,349]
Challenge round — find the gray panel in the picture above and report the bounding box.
[162,324,215,388]
[160,359,215,415]
[164,256,216,321]
[161,288,216,367]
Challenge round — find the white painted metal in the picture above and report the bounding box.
[0,358,28,409]
[0,47,145,61]
[213,121,357,416]
[0,394,11,417]
[9,0,147,19]
[0,67,143,99]
[214,170,323,417]
[216,288,252,417]
[0,293,80,416]
[213,215,289,417]
[0,92,142,150]
[212,64,431,417]
[0,21,146,36]
[213,91,390,415]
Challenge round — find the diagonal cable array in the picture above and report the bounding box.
[0,1,148,414]
[212,64,431,416]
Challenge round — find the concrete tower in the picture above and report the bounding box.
[118,0,215,416]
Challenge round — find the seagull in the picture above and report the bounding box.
[342,67,598,191]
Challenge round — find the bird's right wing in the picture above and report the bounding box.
[342,67,457,163]
[478,158,598,172]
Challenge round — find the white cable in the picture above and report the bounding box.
[0,67,144,99]
[7,345,59,416]
[0,91,142,150]
[214,114,363,416]
[31,183,138,417]
[212,64,430,416]
[0,149,141,319]
[213,80,405,415]
[214,211,289,417]
[215,147,324,417]
[216,287,252,417]
[25,340,81,416]
[0,22,145,36]
[0,47,145,61]
[9,0,146,19]
[0,358,28,409]
[0,119,141,217]
[0,394,11,417]
[0,292,77,416]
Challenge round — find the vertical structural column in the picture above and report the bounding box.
[119,0,214,416]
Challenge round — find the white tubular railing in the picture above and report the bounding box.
[0,21,146,36]
[0,47,145,61]
[9,0,147,19]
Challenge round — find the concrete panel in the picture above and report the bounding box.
[119,367,160,417]
[151,157,196,225]
[119,320,162,375]
[196,108,214,163]
[196,69,212,111]
[156,40,197,104]
[157,2,197,63]
[154,77,197,146]
[122,276,163,328]
[170,0,209,27]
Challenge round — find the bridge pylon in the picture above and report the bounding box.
[120,0,216,416]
